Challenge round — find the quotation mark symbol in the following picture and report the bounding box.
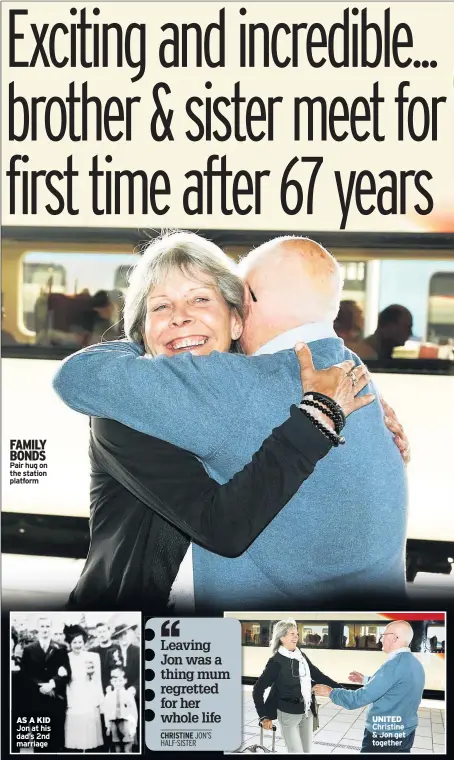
[161,620,180,637]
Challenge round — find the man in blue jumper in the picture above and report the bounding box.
[53,235,408,609]
[313,620,426,752]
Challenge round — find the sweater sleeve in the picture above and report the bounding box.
[330,663,395,709]
[92,412,332,558]
[53,340,269,458]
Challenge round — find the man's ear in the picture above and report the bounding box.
[231,311,243,340]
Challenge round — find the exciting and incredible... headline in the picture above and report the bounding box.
[3,2,453,229]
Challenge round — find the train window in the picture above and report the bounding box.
[342,623,386,649]
[340,261,367,304]
[241,621,271,647]
[335,258,454,362]
[22,261,67,332]
[428,272,454,343]
[19,251,134,351]
[298,623,329,647]
[114,264,133,290]
[426,625,445,653]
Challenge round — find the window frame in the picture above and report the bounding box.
[240,620,272,647]
[16,246,135,341]
[297,621,331,649]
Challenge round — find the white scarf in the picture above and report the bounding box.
[278,646,312,716]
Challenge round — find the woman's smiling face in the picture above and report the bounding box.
[70,635,84,652]
[144,267,243,357]
[280,627,299,651]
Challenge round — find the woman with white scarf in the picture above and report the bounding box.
[253,619,339,753]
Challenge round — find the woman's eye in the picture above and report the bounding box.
[153,304,169,312]
[194,297,209,303]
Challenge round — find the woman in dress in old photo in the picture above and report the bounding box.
[64,624,104,751]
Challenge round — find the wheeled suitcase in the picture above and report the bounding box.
[239,724,277,753]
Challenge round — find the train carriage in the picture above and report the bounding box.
[224,612,446,697]
[2,226,454,584]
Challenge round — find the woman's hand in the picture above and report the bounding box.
[260,719,274,730]
[295,342,375,418]
[312,684,332,697]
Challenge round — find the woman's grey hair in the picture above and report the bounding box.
[124,231,245,348]
[270,619,298,654]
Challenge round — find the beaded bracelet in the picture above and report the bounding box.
[303,392,346,430]
[301,398,344,435]
[299,403,338,439]
[299,406,345,447]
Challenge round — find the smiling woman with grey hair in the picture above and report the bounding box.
[253,619,339,754]
[124,232,245,350]
[54,230,378,613]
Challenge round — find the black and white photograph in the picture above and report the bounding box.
[10,612,141,754]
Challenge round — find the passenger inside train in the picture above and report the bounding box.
[363,304,414,360]
[333,300,376,359]
[33,288,122,348]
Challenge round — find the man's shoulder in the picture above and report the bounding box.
[403,652,425,670]
[51,641,68,653]
[23,640,39,653]
[391,652,424,671]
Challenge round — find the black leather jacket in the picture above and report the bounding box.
[68,411,331,613]
[253,649,340,720]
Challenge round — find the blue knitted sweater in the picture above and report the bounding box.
[330,651,425,736]
[53,338,407,607]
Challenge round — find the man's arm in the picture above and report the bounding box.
[20,647,42,687]
[91,409,332,558]
[329,665,395,710]
[51,649,70,691]
[127,647,140,696]
[53,341,262,457]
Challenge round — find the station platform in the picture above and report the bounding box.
[236,686,445,754]
[2,554,454,610]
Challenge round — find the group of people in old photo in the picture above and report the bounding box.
[11,614,140,753]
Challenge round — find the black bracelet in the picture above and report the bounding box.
[303,392,346,430]
[301,396,345,435]
[301,399,344,435]
[299,406,345,447]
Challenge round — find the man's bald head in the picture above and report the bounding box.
[382,620,414,653]
[238,236,343,355]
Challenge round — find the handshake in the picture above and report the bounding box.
[312,671,364,698]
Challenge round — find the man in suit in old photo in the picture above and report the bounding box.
[20,617,71,752]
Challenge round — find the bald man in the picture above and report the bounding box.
[313,620,425,753]
[53,234,408,609]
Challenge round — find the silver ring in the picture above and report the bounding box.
[347,369,358,386]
